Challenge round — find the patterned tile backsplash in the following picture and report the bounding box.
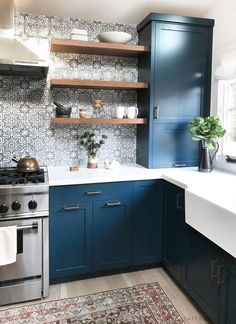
[0,13,139,167]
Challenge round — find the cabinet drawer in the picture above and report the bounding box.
[133,179,161,189]
[50,182,133,209]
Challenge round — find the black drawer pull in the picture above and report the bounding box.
[105,201,121,207]
[173,163,187,167]
[176,193,182,210]
[86,191,102,195]
[64,205,80,211]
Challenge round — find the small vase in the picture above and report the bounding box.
[87,156,98,169]
[198,140,219,173]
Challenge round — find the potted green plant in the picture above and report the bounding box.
[188,116,226,172]
[80,131,108,168]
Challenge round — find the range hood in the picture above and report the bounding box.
[0,0,48,77]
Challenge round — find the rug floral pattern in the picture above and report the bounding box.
[0,282,184,323]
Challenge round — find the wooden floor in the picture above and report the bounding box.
[0,267,209,323]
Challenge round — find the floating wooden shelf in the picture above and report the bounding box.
[50,79,149,90]
[51,118,147,125]
[50,39,149,57]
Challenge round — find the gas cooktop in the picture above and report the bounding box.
[0,167,45,185]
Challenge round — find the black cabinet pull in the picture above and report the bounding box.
[210,260,218,280]
[105,201,121,207]
[86,191,102,195]
[153,106,160,119]
[176,193,182,209]
[217,264,225,286]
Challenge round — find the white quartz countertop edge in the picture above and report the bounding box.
[48,164,191,188]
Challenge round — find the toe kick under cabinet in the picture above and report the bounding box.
[49,180,163,282]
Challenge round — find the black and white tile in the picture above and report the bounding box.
[0,13,138,167]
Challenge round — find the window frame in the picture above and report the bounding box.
[215,78,236,173]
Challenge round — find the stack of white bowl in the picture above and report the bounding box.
[71,29,88,41]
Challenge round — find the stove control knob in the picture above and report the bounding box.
[12,201,21,211]
[0,204,9,214]
[28,200,37,210]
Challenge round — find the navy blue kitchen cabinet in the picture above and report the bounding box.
[163,181,185,283]
[133,180,163,265]
[49,181,133,279]
[49,193,92,279]
[184,226,222,323]
[220,264,236,324]
[136,13,214,168]
[93,199,132,271]
[219,253,236,324]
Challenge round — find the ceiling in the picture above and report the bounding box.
[14,0,217,25]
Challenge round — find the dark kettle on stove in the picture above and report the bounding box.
[12,156,40,173]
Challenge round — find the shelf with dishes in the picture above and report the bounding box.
[50,38,149,57]
[50,79,148,90]
[51,117,147,125]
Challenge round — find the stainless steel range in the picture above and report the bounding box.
[0,167,49,306]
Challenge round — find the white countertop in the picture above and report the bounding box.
[48,164,236,214]
[48,164,164,186]
[48,164,236,257]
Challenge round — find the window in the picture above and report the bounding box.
[218,79,236,157]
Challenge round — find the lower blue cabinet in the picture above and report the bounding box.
[163,182,185,283]
[50,180,162,280]
[184,227,221,323]
[49,201,92,279]
[92,199,132,271]
[220,257,236,324]
[133,180,163,265]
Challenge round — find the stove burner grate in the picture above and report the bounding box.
[0,168,45,185]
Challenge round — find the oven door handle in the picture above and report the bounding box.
[17,223,38,231]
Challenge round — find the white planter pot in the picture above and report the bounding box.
[87,156,98,168]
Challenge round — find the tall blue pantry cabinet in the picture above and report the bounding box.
[136,14,214,168]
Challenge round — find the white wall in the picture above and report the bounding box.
[205,0,236,114]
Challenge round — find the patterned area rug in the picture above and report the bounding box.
[0,282,184,323]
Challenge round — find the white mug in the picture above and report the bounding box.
[127,106,139,118]
[114,106,125,119]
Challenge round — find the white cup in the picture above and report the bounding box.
[127,106,139,118]
[114,106,125,119]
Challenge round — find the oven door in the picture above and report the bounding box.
[0,218,42,282]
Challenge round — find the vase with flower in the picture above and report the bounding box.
[188,116,226,172]
[80,131,108,168]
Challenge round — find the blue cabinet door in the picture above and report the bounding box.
[133,180,163,265]
[163,182,185,283]
[223,270,236,323]
[184,227,221,323]
[219,262,236,324]
[50,191,92,278]
[153,23,210,123]
[152,122,199,168]
[93,199,132,271]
